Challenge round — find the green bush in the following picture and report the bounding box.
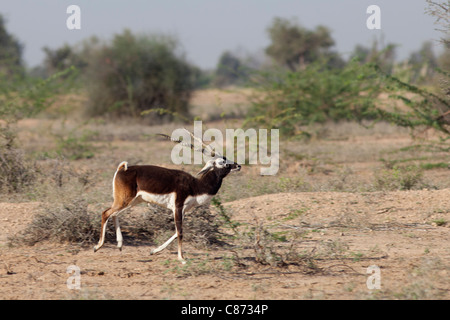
[86,30,197,119]
[265,17,336,71]
[374,165,424,191]
[246,59,381,136]
[55,129,96,160]
[374,65,450,136]
[213,51,250,88]
[0,14,24,78]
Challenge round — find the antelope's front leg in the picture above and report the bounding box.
[174,206,186,264]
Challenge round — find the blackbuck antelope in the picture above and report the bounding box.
[93,130,241,264]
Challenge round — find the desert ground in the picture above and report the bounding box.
[0,89,449,300]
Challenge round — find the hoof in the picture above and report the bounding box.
[150,248,162,255]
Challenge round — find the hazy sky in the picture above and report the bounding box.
[0,0,444,69]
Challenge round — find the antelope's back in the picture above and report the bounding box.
[118,165,196,195]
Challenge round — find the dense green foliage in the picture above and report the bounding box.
[213,51,250,88]
[0,15,23,77]
[85,30,197,119]
[265,17,338,71]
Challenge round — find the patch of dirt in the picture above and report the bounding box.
[1,189,449,300]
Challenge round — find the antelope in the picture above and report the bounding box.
[93,129,241,264]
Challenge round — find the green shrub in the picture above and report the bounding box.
[55,129,96,160]
[374,65,450,136]
[0,14,24,77]
[374,164,424,191]
[85,30,197,119]
[245,59,381,136]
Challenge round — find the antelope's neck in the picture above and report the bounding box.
[198,171,223,195]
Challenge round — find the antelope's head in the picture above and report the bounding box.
[157,128,241,177]
[197,156,241,176]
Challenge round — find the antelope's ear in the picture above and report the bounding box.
[197,160,215,176]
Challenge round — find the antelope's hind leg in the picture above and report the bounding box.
[113,216,123,251]
[93,196,141,252]
[93,207,114,252]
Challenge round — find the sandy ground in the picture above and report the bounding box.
[1,189,449,300]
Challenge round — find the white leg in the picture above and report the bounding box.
[150,233,177,255]
[178,249,186,264]
[94,216,110,252]
[175,212,186,264]
[113,216,123,250]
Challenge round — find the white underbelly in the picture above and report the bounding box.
[137,191,176,211]
[183,194,213,212]
[136,191,212,213]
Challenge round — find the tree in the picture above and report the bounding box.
[407,41,438,83]
[438,46,450,71]
[349,45,371,64]
[86,30,197,119]
[0,14,23,77]
[426,0,449,120]
[426,0,449,47]
[214,51,245,87]
[42,44,87,75]
[265,17,335,71]
[349,41,397,74]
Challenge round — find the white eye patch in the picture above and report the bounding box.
[215,157,227,167]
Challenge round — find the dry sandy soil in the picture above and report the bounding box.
[0,189,449,300]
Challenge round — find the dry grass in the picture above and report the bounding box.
[190,87,252,121]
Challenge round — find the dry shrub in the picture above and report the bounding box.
[125,204,224,249]
[0,143,36,194]
[181,205,224,247]
[374,164,425,191]
[10,195,223,249]
[9,197,98,247]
